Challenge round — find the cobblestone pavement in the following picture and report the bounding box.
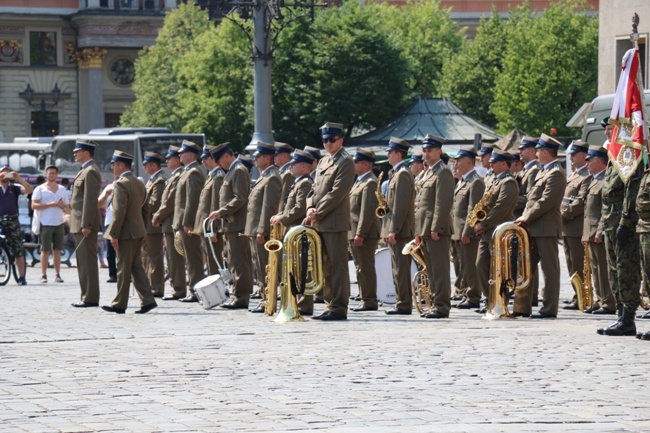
[1,251,650,433]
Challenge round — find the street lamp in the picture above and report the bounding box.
[208,0,323,147]
[23,83,61,137]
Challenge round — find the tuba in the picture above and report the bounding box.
[375,171,387,218]
[466,185,495,228]
[275,225,324,322]
[570,242,593,312]
[485,222,531,319]
[263,223,286,316]
[402,240,432,314]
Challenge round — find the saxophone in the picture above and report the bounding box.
[467,185,494,228]
[571,242,593,312]
[375,171,387,218]
[263,223,286,316]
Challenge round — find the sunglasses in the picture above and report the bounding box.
[323,137,339,144]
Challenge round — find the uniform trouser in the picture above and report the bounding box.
[589,240,615,311]
[453,238,480,305]
[423,235,451,316]
[164,231,186,298]
[389,237,412,312]
[451,242,462,294]
[321,231,350,316]
[180,231,205,293]
[640,233,650,301]
[74,232,100,304]
[249,237,269,303]
[142,232,165,296]
[604,229,641,310]
[563,235,584,302]
[111,238,155,310]
[349,238,379,309]
[529,236,561,316]
[203,234,223,276]
[225,231,253,306]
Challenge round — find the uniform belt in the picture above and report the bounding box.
[601,196,624,205]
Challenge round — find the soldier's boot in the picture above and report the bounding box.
[597,304,623,335]
[603,306,636,336]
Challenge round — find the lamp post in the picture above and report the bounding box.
[23,83,61,137]
[208,0,322,147]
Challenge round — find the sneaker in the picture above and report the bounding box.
[17,277,27,286]
[55,275,64,283]
[40,276,47,283]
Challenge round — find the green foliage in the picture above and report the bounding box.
[491,0,598,136]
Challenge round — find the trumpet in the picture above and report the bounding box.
[402,240,432,314]
[375,172,387,219]
[264,223,285,316]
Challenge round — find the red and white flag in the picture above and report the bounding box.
[608,46,647,182]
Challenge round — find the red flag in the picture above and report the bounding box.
[608,46,647,182]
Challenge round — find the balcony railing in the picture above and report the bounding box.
[83,0,170,12]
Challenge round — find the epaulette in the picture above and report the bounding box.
[213,167,225,178]
[335,149,350,162]
[265,166,279,177]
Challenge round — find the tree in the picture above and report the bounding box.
[439,9,507,128]
[491,0,598,136]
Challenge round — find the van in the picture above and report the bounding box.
[571,90,650,146]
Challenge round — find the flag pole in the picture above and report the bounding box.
[631,13,650,156]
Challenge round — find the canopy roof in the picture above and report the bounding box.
[348,97,501,148]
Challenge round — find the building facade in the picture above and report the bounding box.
[0,0,178,142]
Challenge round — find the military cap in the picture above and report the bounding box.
[386,137,411,153]
[210,142,231,161]
[290,149,315,165]
[518,136,539,149]
[178,140,202,154]
[512,153,521,162]
[585,145,608,160]
[274,142,294,155]
[110,150,134,165]
[489,148,514,163]
[200,145,216,160]
[73,138,97,153]
[353,148,376,163]
[478,143,494,156]
[453,145,477,160]
[601,116,610,128]
[567,140,589,155]
[408,154,424,165]
[422,134,445,149]
[303,146,321,161]
[238,155,253,171]
[253,141,276,157]
[536,134,563,151]
[143,151,164,164]
[165,145,181,159]
[320,122,344,139]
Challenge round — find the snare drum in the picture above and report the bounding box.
[374,248,396,304]
[194,275,230,310]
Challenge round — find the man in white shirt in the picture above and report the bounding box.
[31,165,70,283]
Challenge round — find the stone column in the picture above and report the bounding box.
[77,47,107,133]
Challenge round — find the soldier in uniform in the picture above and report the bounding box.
[415,135,455,319]
[304,122,355,321]
[597,125,643,336]
[246,142,282,313]
[101,151,157,315]
[562,141,591,310]
[408,154,425,181]
[274,142,294,205]
[583,146,616,315]
[194,144,227,276]
[451,146,485,309]
[473,149,520,314]
[348,149,381,312]
[152,146,186,300]
[210,146,253,309]
[174,141,206,302]
[270,149,315,315]
[477,143,494,183]
[70,139,102,308]
[515,134,567,319]
[381,137,415,316]
[510,153,523,176]
[636,163,650,339]
[141,152,166,298]
[304,146,321,182]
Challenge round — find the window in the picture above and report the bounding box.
[29,32,57,66]
[30,111,59,137]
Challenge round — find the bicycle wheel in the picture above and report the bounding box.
[0,245,12,286]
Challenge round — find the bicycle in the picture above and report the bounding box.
[0,219,19,285]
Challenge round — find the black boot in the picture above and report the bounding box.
[597,304,622,335]
[602,305,637,336]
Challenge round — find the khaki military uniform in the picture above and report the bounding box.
[306,147,355,316]
[279,162,295,207]
[515,160,541,303]
[194,166,226,275]
[414,161,455,316]
[142,169,166,296]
